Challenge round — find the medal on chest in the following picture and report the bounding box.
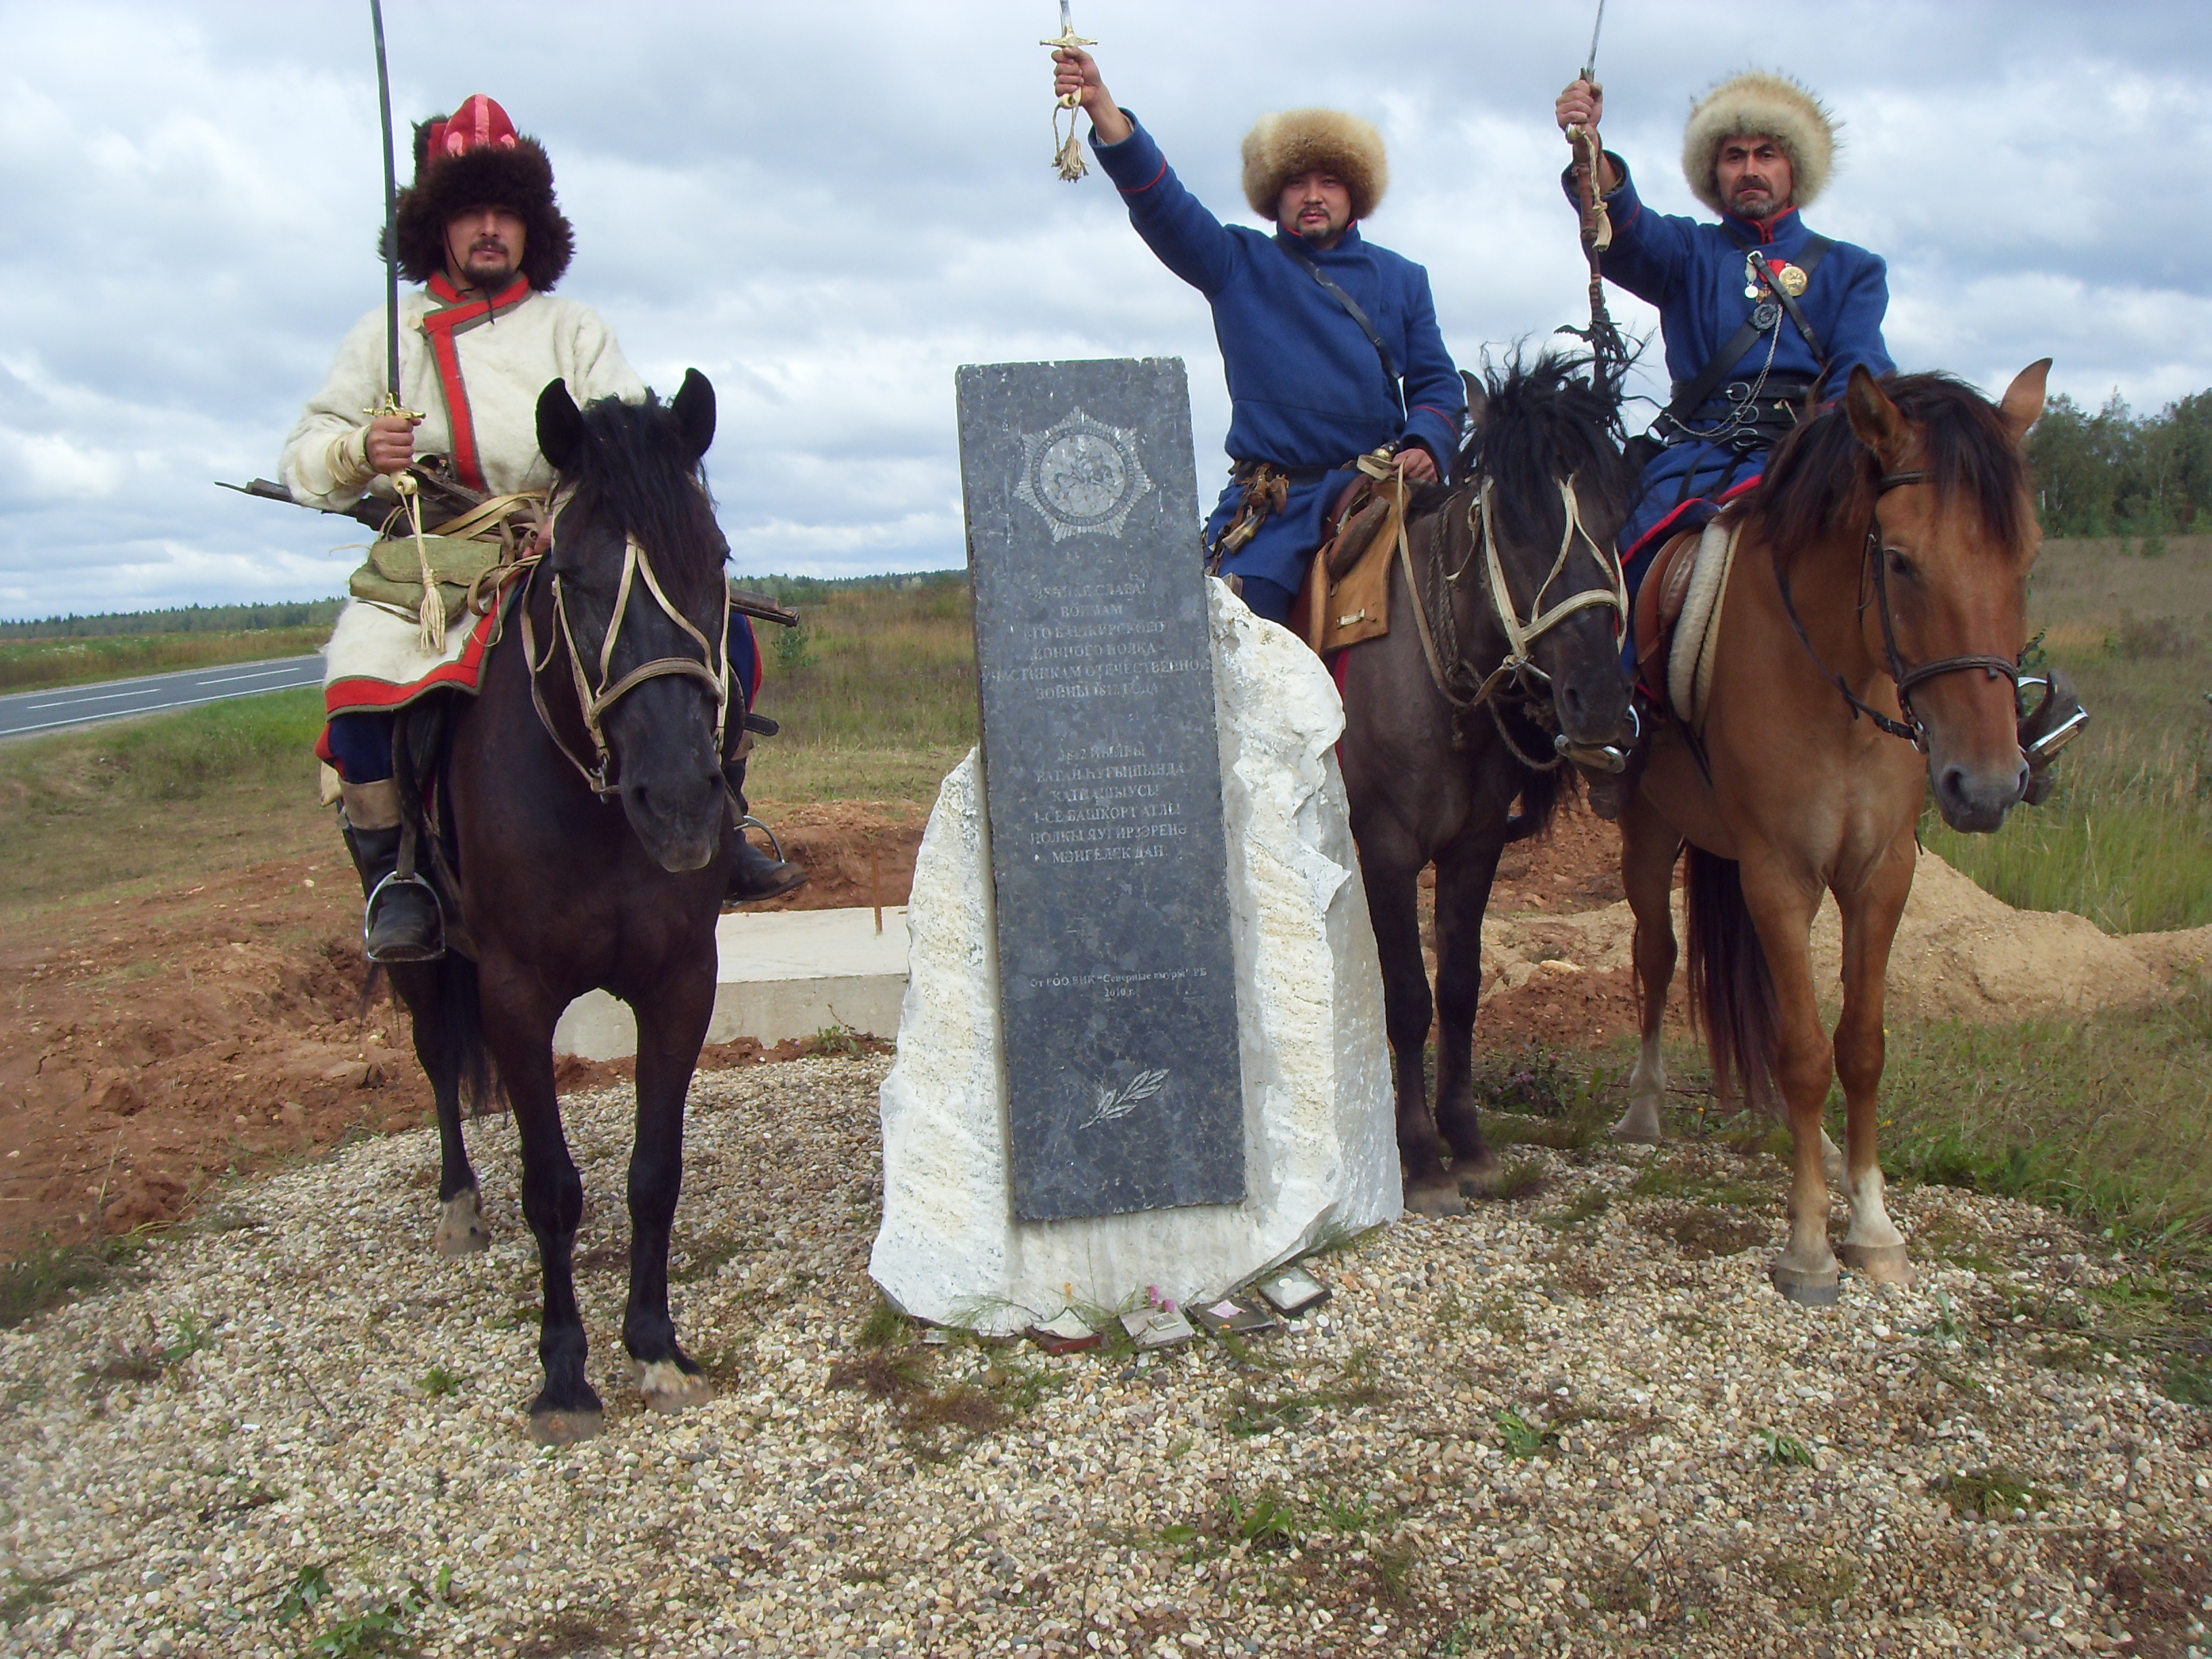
[1744,251,1809,299]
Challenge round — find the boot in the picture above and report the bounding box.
[719,743,806,907]
[346,824,445,961]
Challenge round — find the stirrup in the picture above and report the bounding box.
[364,869,446,964]
[737,814,787,862]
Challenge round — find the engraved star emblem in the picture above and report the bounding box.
[1013,408,1153,543]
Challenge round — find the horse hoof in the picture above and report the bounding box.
[433,1189,491,1257]
[1841,1242,1914,1286]
[1404,1179,1468,1218]
[1769,1261,1841,1306]
[632,1358,714,1414]
[1454,1156,1507,1199]
[529,1408,605,1447]
[1610,1108,1664,1146]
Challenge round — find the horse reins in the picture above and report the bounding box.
[1776,467,2020,752]
[517,521,732,797]
[1388,463,1629,770]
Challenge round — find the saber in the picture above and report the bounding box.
[367,0,421,426]
[1580,0,1607,82]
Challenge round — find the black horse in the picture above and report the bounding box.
[386,371,734,1443]
[1336,352,1637,1215]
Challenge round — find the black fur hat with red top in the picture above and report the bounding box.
[387,94,575,291]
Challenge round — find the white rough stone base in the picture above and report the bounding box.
[869,583,1401,1334]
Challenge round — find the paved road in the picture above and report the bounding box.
[0,655,325,739]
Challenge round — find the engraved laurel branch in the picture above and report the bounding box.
[1080,1067,1170,1129]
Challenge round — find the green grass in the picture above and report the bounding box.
[1920,537,2212,933]
[0,687,329,912]
[0,1235,146,1329]
[0,628,333,695]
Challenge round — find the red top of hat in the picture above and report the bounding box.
[426,95,519,161]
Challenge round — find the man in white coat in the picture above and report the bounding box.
[284,94,800,959]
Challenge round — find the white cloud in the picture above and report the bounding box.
[0,0,2205,615]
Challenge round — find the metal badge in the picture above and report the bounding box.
[1771,260,1809,297]
[1752,300,1782,331]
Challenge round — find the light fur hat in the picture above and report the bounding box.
[1680,71,1837,215]
[1240,108,1389,222]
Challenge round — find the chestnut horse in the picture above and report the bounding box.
[387,371,735,1441]
[1614,363,2052,1303]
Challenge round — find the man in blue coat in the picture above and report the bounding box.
[1553,72,1895,598]
[1054,47,1465,626]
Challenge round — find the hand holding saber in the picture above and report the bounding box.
[1041,1,1097,180]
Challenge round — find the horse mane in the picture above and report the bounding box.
[1457,348,1634,551]
[561,392,729,598]
[1739,371,2032,557]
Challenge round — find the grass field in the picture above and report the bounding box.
[1921,533,2212,933]
[0,628,334,695]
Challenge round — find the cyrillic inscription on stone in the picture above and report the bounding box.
[955,357,1245,1223]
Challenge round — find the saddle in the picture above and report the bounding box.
[1631,518,1741,729]
[1290,475,1399,655]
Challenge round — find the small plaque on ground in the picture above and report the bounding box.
[955,357,1246,1223]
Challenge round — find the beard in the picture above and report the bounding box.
[1726,180,1779,217]
[455,241,518,289]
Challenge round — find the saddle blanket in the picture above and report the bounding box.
[321,596,502,719]
[1631,518,1740,729]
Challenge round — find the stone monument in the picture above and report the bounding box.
[870,358,1399,1332]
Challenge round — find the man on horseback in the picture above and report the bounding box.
[1052,49,1465,626]
[283,94,802,960]
[1552,72,1895,609]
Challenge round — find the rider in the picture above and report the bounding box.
[283,94,802,960]
[1053,48,1465,626]
[1553,71,1895,617]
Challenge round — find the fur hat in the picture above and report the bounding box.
[1679,71,1836,216]
[1240,108,1388,222]
[388,94,575,291]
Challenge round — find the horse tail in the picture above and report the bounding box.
[369,956,503,1118]
[1502,751,1575,842]
[1683,847,1779,1109]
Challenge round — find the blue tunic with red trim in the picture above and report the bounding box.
[1567,156,1893,575]
[1092,115,1465,600]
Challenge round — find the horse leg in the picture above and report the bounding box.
[623,977,717,1414]
[480,975,598,1443]
[1430,832,1506,1194]
[1736,859,1841,1303]
[1363,857,1460,1218]
[1614,795,1681,1144]
[390,959,492,1256]
[1833,843,1917,1286]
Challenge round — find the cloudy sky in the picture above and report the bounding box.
[1,0,2204,619]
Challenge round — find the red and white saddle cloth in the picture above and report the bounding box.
[320,594,505,722]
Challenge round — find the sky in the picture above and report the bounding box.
[0,0,2205,619]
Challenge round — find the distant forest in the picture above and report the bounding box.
[2028,386,2212,538]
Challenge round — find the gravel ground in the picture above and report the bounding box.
[1,1054,2207,1659]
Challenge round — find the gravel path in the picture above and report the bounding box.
[1,1056,2206,1658]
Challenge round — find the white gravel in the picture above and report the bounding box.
[0,1054,2206,1658]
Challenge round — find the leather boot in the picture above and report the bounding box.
[718,747,806,907]
[344,823,445,962]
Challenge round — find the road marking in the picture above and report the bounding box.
[0,688,325,738]
[192,663,321,688]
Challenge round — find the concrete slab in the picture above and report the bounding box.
[552,906,909,1061]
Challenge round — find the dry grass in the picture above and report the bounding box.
[0,628,331,695]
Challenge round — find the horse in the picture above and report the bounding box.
[385,370,736,1442]
[1336,352,1639,1217]
[1613,362,2052,1303]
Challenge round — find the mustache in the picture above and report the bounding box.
[466,238,510,256]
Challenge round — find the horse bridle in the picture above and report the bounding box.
[516,514,731,797]
[1776,466,2020,753]
[1393,465,1633,771]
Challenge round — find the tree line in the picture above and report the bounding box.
[2028,386,2212,539]
[0,599,346,640]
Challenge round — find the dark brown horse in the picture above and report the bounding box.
[1337,353,1638,1216]
[1614,363,2052,1302]
[388,371,735,1442]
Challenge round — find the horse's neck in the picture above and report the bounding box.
[1760,516,1878,680]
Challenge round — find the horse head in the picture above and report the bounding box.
[1841,361,2049,832]
[1460,354,1637,757]
[535,369,731,872]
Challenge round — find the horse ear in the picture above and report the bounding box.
[1998,359,2052,443]
[537,380,586,474]
[671,369,716,464]
[1460,369,1488,432]
[1844,366,1908,464]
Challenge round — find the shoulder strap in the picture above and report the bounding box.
[1279,243,1406,418]
[1663,232,1838,424]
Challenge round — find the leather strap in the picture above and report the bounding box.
[1660,234,1835,429]
[1279,243,1406,419]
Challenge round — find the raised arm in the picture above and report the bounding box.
[1052,46,1239,298]
[1553,79,1692,308]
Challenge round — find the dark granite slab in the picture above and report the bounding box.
[954,358,1246,1223]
